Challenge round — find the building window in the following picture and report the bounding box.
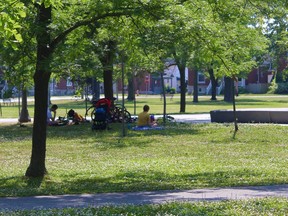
[66,77,73,87]
[198,72,205,83]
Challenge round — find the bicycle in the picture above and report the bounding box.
[85,99,132,123]
[110,103,132,123]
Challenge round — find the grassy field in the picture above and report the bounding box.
[1,122,288,197]
[1,198,288,215]
[1,94,288,214]
[1,94,288,118]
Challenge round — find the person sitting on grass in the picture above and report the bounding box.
[137,104,157,127]
[67,109,84,124]
[47,104,59,126]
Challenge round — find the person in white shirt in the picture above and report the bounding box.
[47,104,59,126]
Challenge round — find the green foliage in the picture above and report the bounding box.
[268,82,288,94]
[267,80,278,94]
[170,87,176,94]
[237,86,249,94]
[3,88,13,99]
[0,1,26,48]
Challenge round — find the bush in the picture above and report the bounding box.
[170,88,176,94]
[268,82,288,94]
[3,88,13,98]
[237,87,249,94]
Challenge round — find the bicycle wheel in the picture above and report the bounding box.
[118,109,132,123]
[110,106,121,122]
[91,108,97,121]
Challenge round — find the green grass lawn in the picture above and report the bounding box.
[1,122,288,197]
[1,94,288,214]
[1,198,288,215]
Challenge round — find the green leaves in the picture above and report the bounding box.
[0,1,26,47]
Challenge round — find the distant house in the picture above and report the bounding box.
[130,57,280,95]
[49,77,76,96]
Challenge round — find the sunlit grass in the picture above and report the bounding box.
[1,198,288,215]
[1,122,288,197]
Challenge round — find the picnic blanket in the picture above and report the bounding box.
[132,126,164,131]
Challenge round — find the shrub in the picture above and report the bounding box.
[170,88,176,94]
[3,88,13,98]
[237,87,249,94]
[267,81,288,94]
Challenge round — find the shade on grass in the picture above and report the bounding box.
[0,122,288,197]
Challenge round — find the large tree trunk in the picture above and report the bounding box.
[224,76,234,102]
[18,88,31,123]
[91,78,100,101]
[26,4,52,178]
[100,40,115,101]
[103,69,113,100]
[208,68,218,101]
[127,75,135,101]
[173,50,187,112]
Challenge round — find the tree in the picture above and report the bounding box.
[0,3,37,122]
[22,0,180,177]
[205,0,269,135]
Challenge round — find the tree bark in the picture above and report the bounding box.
[18,88,31,123]
[193,70,198,103]
[160,72,166,124]
[127,75,135,101]
[100,40,115,101]
[208,68,218,100]
[232,84,238,138]
[224,76,234,102]
[179,65,186,112]
[91,78,100,101]
[25,4,52,178]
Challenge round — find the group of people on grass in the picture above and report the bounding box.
[47,101,156,127]
[47,104,84,126]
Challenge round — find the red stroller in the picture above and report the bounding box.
[91,98,111,130]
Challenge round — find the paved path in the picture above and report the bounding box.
[1,185,288,211]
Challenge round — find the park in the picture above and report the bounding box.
[1,94,288,214]
[1,0,288,214]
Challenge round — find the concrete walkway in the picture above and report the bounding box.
[1,185,288,211]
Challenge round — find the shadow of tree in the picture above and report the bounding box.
[1,169,286,197]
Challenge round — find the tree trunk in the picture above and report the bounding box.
[179,65,186,112]
[232,84,238,138]
[18,88,31,123]
[208,68,218,100]
[160,72,166,124]
[193,70,198,103]
[224,76,234,102]
[127,75,135,101]
[103,69,113,101]
[91,78,100,101]
[100,40,115,101]
[25,4,52,178]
